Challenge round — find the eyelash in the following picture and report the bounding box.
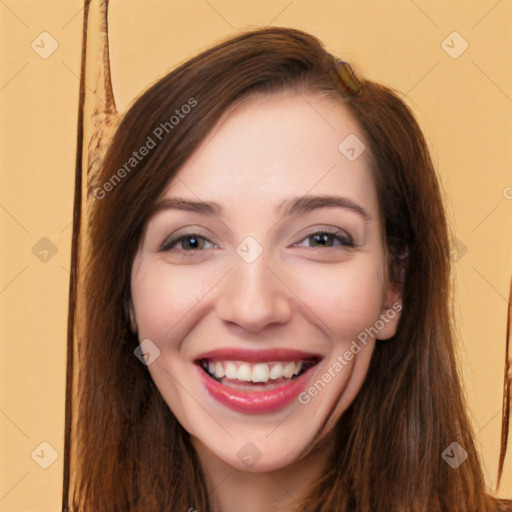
[160,229,357,254]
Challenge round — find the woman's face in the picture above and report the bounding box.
[130,90,402,472]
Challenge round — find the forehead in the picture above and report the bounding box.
[162,89,378,218]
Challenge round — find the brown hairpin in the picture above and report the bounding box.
[335,60,363,96]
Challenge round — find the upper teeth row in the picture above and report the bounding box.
[204,360,304,382]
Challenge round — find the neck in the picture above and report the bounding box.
[192,435,332,512]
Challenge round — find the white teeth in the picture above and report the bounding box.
[215,361,225,378]
[283,362,296,378]
[269,362,284,380]
[224,361,238,379]
[237,363,252,382]
[251,363,270,382]
[204,360,306,383]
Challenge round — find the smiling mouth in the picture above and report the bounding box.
[193,348,323,413]
[195,356,321,413]
[197,358,319,389]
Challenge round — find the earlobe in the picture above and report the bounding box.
[376,303,402,341]
[376,280,403,341]
[376,245,407,341]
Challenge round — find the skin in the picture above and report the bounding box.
[130,89,402,512]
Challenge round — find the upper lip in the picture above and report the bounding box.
[194,348,323,363]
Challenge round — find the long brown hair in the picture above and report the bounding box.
[63,26,512,511]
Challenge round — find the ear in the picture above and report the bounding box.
[376,276,403,341]
[376,243,408,340]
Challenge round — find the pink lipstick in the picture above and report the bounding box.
[194,348,321,414]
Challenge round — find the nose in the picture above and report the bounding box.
[215,254,293,333]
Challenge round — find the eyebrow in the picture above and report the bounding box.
[151,194,372,222]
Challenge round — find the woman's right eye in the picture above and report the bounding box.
[161,234,217,253]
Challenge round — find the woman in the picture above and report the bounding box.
[63,26,512,511]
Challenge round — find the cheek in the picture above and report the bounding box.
[131,260,215,340]
[290,255,385,341]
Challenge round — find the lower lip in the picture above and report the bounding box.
[196,365,315,414]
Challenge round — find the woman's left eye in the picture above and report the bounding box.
[294,230,356,249]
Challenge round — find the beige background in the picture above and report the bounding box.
[1,0,511,509]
